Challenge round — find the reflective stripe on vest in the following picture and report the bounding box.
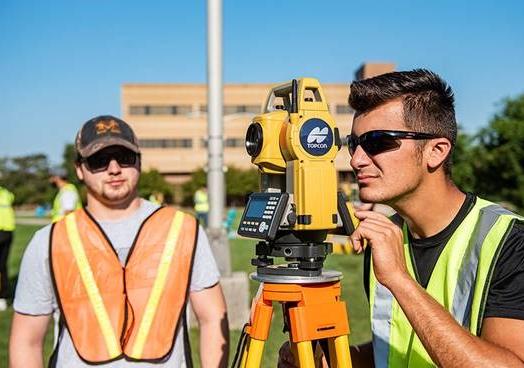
[130,210,185,358]
[369,199,522,368]
[50,207,198,363]
[64,214,121,358]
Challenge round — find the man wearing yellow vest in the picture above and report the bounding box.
[49,168,82,223]
[194,187,209,228]
[280,70,524,367]
[0,185,15,312]
[10,115,228,367]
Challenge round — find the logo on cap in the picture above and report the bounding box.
[300,118,333,156]
[95,120,121,135]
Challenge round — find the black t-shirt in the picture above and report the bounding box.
[364,193,524,320]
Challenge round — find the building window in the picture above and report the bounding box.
[172,105,192,115]
[240,105,261,114]
[335,104,354,115]
[225,138,245,148]
[129,105,149,115]
[147,106,169,115]
[199,105,260,115]
[129,105,193,115]
[139,139,193,148]
[224,105,260,115]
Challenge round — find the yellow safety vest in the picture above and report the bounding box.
[194,189,209,213]
[369,198,523,367]
[51,183,82,223]
[0,187,15,231]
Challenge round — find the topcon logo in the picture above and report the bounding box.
[307,127,329,148]
[300,118,333,156]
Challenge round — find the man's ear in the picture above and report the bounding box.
[426,138,452,171]
[75,163,84,182]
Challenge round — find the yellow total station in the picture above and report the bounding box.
[245,78,341,232]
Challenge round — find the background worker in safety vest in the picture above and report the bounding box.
[10,115,229,367]
[49,168,82,222]
[279,70,524,367]
[0,185,15,312]
[194,186,209,227]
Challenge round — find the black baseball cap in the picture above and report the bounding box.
[75,115,140,158]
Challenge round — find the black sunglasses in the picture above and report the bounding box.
[347,130,441,156]
[80,148,139,173]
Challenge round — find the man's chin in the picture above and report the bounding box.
[358,188,387,204]
[102,190,133,204]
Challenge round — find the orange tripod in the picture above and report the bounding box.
[233,274,352,367]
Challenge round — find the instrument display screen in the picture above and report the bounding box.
[245,197,267,218]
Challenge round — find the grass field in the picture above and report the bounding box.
[0,222,371,367]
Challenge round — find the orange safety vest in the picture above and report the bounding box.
[49,207,198,364]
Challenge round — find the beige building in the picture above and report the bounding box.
[121,63,395,188]
[355,62,396,81]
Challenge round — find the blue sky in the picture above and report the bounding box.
[1,0,523,164]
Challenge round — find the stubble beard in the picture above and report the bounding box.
[88,181,138,208]
[358,172,421,207]
[102,183,135,204]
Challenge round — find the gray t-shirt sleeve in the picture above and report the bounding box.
[189,226,221,292]
[13,225,56,315]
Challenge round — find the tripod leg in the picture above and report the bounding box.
[328,338,338,368]
[333,335,352,368]
[296,341,316,368]
[238,336,249,368]
[244,338,266,368]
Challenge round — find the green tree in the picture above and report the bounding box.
[452,129,477,193]
[181,169,207,207]
[62,143,82,186]
[0,154,54,205]
[138,169,174,203]
[225,167,259,206]
[180,167,259,207]
[473,94,524,211]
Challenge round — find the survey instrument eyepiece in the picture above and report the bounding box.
[238,78,358,277]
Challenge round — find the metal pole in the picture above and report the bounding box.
[207,0,231,276]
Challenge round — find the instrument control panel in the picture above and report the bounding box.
[238,192,288,240]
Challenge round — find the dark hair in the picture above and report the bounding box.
[349,69,457,176]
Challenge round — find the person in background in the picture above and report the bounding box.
[148,191,164,205]
[194,186,209,227]
[49,168,82,222]
[0,185,15,312]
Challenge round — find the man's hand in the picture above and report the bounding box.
[351,210,408,289]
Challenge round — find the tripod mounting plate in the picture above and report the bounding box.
[250,269,342,284]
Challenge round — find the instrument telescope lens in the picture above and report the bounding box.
[245,123,263,157]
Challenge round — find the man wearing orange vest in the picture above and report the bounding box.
[10,115,229,367]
